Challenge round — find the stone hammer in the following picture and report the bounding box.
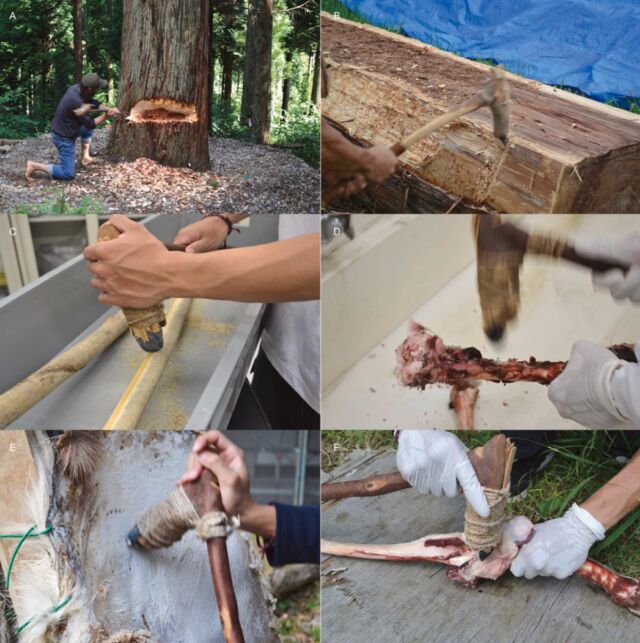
[474,214,631,341]
[322,66,510,207]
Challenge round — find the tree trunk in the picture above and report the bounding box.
[108,0,211,171]
[240,0,258,126]
[280,49,292,121]
[73,0,83,83]
[310,46,320,105]
[252,0,273,144]
[221,49,233,107]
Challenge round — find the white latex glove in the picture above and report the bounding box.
[510,503,605,579]
[396,429,490,517]
[575,234,640,303]
[548,340,629,429]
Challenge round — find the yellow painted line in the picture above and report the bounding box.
[102,299,180,430]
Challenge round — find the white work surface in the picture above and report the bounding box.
[322,215,640,429]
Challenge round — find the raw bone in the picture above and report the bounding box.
[449,386,479,429]
[322,516,640,616]
[395,321,635,388]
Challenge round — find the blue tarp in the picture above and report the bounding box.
[339,0,640,105]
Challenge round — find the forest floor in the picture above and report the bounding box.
[0,129,319,214]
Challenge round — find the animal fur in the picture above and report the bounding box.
[0,568,15,643]
[54,432,102,486]
[101,630,156,642]
[5,432,94,643]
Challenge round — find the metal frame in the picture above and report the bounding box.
[0,214,280,429]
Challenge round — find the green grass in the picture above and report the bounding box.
[322,430,640,576]
[275,579,320,642]
[11,189,104,215]
[322,0,403,34]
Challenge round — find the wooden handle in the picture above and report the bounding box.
[185,470,245,643]
[322,472,410,500]
[561,244,629,274]
[102,298,191,430]
[397,96,483,151]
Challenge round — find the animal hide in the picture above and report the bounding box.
[2,431,276,643]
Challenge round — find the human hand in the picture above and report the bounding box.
[173,216,230,253]
[179,430,252,518]
[548,340,627,428]
[83,214,171,307]
[575,234,640,303]
[396,429,490,517]
[107,107,121,117]
[510,504,604,579]
[360,144,399,183]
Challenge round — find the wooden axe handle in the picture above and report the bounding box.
[391,95,485,155]
[560,244,629,274]
[322,93,488,206]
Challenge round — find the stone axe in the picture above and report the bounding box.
[322,66,510,207]
[474,214,631,341]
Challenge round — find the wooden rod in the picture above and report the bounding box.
[102,298,192,430]
[322,472,409,501]
[0,313,128,429]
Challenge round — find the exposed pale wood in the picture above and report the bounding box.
[322,14,640,213]
[0,313,128,429]
[103,298,192,430]
[322,450,639,642]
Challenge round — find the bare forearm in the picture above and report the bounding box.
[581,451,640,529]
[238,500,276,540]
[94,113,108,126]
[166,233,320,302]
[321,118,368,176]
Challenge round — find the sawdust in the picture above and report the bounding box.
[0,129,319,214]
[187,317,235,348]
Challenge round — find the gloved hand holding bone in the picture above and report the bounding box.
[548,340,640,428]
[510,503,605,579]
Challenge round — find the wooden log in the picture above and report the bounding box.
[322,471,410,500]
[0,314,128,429]
[322,13,640,213]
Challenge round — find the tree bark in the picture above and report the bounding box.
[310,45,320,105]
[221,49,234,107]
[108,0,211,171]
[252,0,273,144]
[240,0,258,126]
[281,49,293,121]
[73,0,83,83]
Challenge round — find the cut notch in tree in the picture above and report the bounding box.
[126,98,198,124]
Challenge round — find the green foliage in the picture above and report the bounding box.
[321,0,402,33]
[271,105,320,167]
[211,99,320,168]
[11,189,104,215]
[508,431,640,576]
[2,1,320,167]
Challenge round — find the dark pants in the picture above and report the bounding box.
[249,348,319,430]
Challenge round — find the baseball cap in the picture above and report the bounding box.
[81,72,108,90]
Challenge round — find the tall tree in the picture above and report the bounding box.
[310,45,320,105]
[72,0,83,82]
[108,0,211,170]
[280,48,292,120]
[240,0,258,126]
[252,0,273,144]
